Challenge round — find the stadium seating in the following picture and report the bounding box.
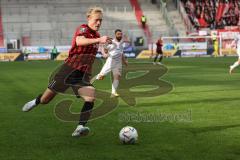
[0,8,4,46]
[137,0,170,42]
[0,0,175,47]
[0,0,143,46]
[181,0,240,29]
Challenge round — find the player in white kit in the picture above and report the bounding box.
[96,29,128,97]
[229,32,240,74]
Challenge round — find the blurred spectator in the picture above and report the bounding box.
[181,0,240,29]
[134,37,144,46]
[141,15,147,28]
[153,37,163,65]
[216,17,226,28]
[51,45,59,60]
[174,42,182,57]
[23,48,31,61]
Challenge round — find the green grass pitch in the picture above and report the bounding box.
[1,57,240,160]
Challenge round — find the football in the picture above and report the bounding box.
[119,126,138,144]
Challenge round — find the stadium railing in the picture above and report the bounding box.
[156,0,178,37]
[176,0,195,34]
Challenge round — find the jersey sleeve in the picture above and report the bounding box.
[75,25,89,37]
[103,43,112,50]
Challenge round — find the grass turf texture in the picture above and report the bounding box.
[1,57,240,160]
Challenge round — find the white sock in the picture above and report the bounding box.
[231,61,239,69]
[96,73,105,80]
[29,99,37,106]
[77,124,83,128]
[112,80,119,94]
[96,74,100,80]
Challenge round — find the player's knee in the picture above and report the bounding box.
[40,97,51,104]
[83,96,95,102]
[78,86,96,101]
[113,74,120,80]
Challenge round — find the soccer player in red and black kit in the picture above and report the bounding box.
[22,7,112,137]
[153,37,163,65]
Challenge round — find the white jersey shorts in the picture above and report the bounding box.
[99,58,122,76]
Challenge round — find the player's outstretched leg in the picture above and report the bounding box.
[22,88,56,112]
[111,80,119,97]
[153,53,159,65]
[96,74,105,80]
[229,59,240,74]
[157,54,163,65]
[111,73,120,97]
[95,60,111,81]
[72,86,95,137]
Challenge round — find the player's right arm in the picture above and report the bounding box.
[76,36,112,46]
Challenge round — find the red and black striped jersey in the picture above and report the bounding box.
[156,39,163,52]
[65,24,100,74]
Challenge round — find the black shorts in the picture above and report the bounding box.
[48,63,92,96]
[157,50,163,54]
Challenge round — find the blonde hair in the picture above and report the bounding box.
[86,7,103,17]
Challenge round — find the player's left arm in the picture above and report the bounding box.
[122,53,128,66]
[101,43,110,58]
[102,48,109,58]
